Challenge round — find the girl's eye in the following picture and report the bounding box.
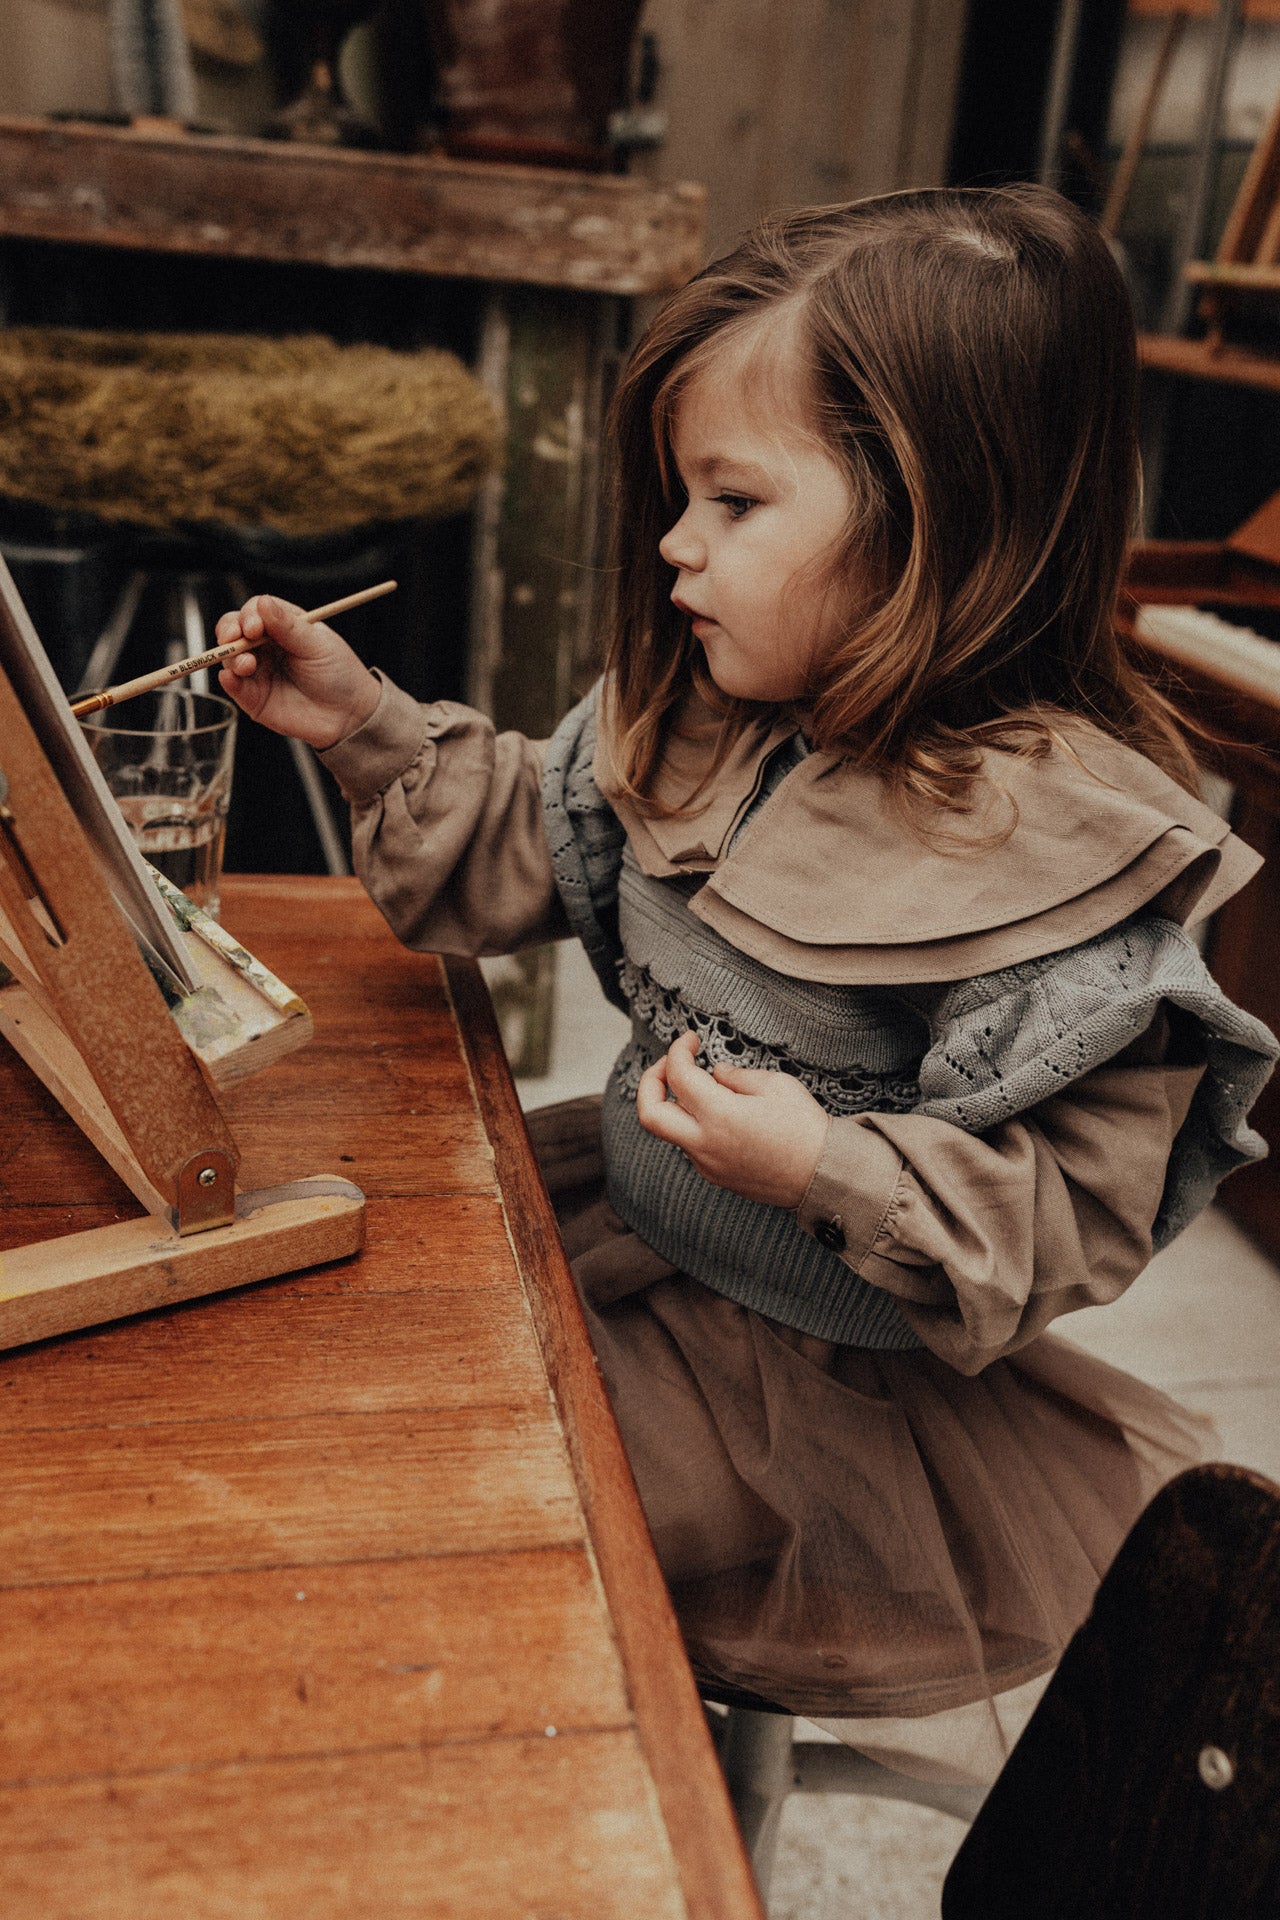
[715,493,756,520]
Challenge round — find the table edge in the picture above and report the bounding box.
[441,954,764,1920]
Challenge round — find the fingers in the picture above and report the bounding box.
[637,1053,668,1102]
[635,1056,665,1128]
[235,594,273,644]
[217,659,253,701]
[216,655,270,716]
[211,591,377,747]
[213,599,275,707]
[636,1054,700,1149]
[213,601,295,710]
[711,1060,774,1092]
[247,594,312,650]
[636,1032,737,1151]
[214,598,265,656]
[663,1031,714,1110]
[216,595,318,654]
[635,1034,831,1209]
[643,1034,778,1112]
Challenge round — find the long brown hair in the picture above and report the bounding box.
[604,183,1196,819]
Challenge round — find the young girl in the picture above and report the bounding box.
[216,185,1276,1781]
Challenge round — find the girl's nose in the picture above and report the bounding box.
[659,508,704,573]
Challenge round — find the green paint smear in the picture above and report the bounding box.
[171,985,240,1048]
[147,866,199,931]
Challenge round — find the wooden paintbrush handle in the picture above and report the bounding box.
[70,579,397,718]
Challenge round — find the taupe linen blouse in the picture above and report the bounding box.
[322,675,1261,1373]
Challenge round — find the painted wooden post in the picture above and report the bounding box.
[470,285,620,1076]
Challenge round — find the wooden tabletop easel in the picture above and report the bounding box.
[0,560,364,1350]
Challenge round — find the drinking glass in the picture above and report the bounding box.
[80,690,237,919]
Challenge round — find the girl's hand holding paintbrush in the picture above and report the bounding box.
[214,592,385,750]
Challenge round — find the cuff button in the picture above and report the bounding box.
[814,1216,847,1253]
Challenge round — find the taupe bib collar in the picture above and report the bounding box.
[593,696,1259,985]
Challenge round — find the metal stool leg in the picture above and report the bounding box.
[710,1698,987,1906]
[719,1708,795,1900]
[177,575,210,691]
[792,1741,987,1824]
[79,569,148,693]
[288,735,350,877]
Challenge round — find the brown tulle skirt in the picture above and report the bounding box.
[528,1097,1211,1774]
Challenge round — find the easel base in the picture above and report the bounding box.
[0,1176,366,1351]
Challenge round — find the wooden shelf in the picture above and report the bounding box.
[1185,261,1280,291]
[1138,331,1280,393]
[1127,0,1280,16]
[0,115,705,296]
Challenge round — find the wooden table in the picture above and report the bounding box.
[0,875,761,1920]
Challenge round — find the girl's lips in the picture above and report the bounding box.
[689,616,716,639]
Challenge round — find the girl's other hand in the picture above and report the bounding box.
[214,594,381,751]
[636,1031,829,1210]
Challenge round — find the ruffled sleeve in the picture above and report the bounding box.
[915,913,1277,1243]
[320,671,567,955]
[794,915,1278,1373]
[541,680,630,1011]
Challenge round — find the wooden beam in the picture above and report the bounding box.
[1138,331,1280,393]
[1125,537,1280,602]
[466,284,615,1075]
[1127,0,1280,15]
[1186,261,1280,288]
[0,116,705,296]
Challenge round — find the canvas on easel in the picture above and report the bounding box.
[0,557,364,1350]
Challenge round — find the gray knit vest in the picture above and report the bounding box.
[541,682,1278,1347]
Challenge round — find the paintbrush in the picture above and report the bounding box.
[70,579,398,718]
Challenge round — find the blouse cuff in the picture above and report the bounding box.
[319,671,436,804]
[794,1115,905,1270]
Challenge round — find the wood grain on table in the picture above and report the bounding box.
[0,875,761,1920]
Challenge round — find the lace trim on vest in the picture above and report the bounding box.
[617,956,921,1116]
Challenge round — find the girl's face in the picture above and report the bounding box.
[658,348,854,705]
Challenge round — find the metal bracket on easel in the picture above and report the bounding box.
[175,1147,236,1235]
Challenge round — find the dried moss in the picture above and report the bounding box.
[0,328,502,537]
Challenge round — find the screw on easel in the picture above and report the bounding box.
[176,1148,236,1234]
